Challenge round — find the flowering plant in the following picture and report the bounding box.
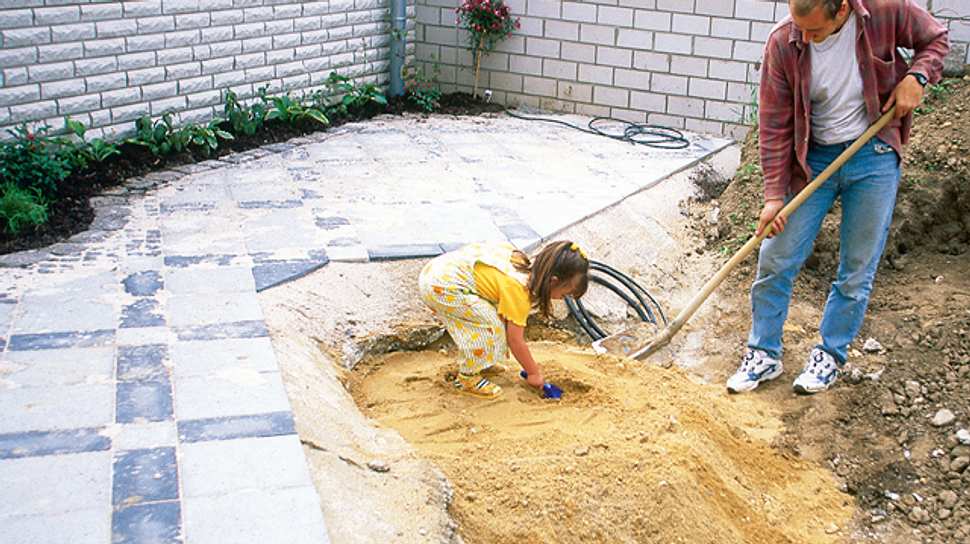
[455,0,520,97]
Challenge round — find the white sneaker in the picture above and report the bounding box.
[792,347,842,395]
[726,348,784,394]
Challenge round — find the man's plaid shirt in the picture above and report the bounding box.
[758,0,949,201]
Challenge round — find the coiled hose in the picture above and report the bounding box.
[505,110,691,149]
[565,260,667,341]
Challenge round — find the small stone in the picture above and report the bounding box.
[825,523,839,534]
[904,380,922,398]
[938,508,952,520]
[934,275,944,284]
[951,456,969,473]
[940,490,958,508]
[908,506,930,524]
[957,429,970,445]
[863,338,883,352]
[366,460,390,473]
[932,409,957,427]
[574,446,589,457]
[885,490,901,501]
[466,492,477,502]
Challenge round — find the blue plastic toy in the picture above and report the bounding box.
[519,370,563,399]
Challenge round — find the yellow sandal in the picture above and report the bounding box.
[454,373,503,399]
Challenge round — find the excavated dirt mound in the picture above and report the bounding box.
[349,343,854,544]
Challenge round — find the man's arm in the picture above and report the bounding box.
[757,36,795,235]
[899,1,949,85]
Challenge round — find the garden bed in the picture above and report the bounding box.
[0,91,504,256]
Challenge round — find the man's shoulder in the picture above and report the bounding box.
[764,17,795,51]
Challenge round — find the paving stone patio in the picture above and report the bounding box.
[0,112,729,543]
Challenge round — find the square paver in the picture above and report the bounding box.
[183,486,329,544]
[117,344,169,382]
[180,435,311,498]
[120,299,166,328]
[112,447,179,507]
[7,330,115,351]
[161,214,247,256]
[166,293,263,327]
[170,338,279,379]
[13,293,117,334]
[112,501,182,544]
[163,266,256,294]
[175,371,291,420]
[0,384,114,433]
[0,451,111,516]
[174,321,268,342]
[109,421,178,451]
[0,509,110,544]
[177,412,295,443]
[241,208,329,255]
[116,380,173,424]
[0,347,114,387]
[0,428,111,459]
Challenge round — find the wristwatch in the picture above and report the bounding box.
[909,72,928,87]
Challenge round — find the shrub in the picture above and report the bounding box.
[404,63,442,113]
[0,125,73,198]
[0,183,49,234]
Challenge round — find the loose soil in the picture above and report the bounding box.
[0,92,503,256]
[350,343,854,544]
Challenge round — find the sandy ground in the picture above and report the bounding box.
[349,343,854,544]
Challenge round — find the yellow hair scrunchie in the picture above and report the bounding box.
[570,243,588,260]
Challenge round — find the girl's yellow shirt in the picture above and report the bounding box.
[472,262,530,327]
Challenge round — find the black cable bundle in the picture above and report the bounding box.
[504,110,691,149]
[565,260,667,341]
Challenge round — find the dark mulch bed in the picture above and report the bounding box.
[0,92,504,256]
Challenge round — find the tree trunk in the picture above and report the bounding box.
[473,35,485,99]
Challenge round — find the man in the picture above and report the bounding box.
[726,0,949,395]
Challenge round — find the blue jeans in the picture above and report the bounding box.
[747,137,900,363]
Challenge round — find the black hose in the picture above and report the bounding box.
[566,260,668,342]
[504,110,691,150]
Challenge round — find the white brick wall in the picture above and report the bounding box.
[416,0,970,137]
[2,0,967,139]
[0,0,415,138]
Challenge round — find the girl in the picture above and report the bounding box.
[419,240,589,399]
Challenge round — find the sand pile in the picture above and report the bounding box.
[349,342,855,544]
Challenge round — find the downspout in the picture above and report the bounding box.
[389,0,407,97]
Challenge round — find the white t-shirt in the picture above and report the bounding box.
[809,11,869,145]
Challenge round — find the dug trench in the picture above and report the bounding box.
[259,147,863,544]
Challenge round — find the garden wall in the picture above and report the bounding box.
[0,0,415,139]
[1,1,967,140]
[414,0,970,138]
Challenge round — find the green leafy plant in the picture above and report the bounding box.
[265,92,329,126]
[0,124,73,197]
[0,182,49,234]
[63,117,121,168]
[322,72,387,117]
[185,118,234,156]
[127,113,192,157]
[455,0,519,97]
[224,89,268,136]
[403,63,442,113]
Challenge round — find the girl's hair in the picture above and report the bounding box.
[512,240,590,317]
[790,0,843,19]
